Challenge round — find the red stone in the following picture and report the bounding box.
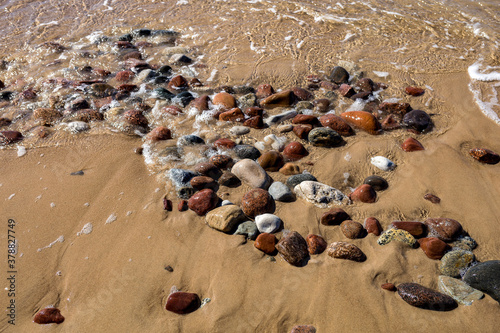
[115,70,135,82]
[163,198,173,211]
[320,208,350,225]
[292,114,318,125]
[338,84,355,97]
[291,87,313,101]
[162,105,183,116]
[147,126,172,141]
[340,111,382,135]
[214,138,236,150]
[187,189,218,216]
[194,162,222,179]
[213,92,236,109]
[405,86,425,96]
[349,184,377,203]
[244,106,263,117]
[123,110,148,127]
[209,154,233,169]
[364,217,382,236]
[418,237,450,260]
[424,218,462,242]
[190,176,218,191]
[189,95,210,111]
[292,124,313,140]
[0,131,23,145]
[219,108,245,122]
[424,193,441,204]
[241,189,275,218]
[259,90,295,108]
[381,115,401,130]
[256,84,274,99]
[167,75,188,91]
[243,115,264,129]
[379,102,412,115]
[401,137,424,152]
[33,307,65,324]
[254,233,277,254]
[381,283,397,291]
[165,292,201,314]
[319,114,354,136]
[469,148,500,164]
[391,221,426,237]
[283,142,309,161]
[178,200,188,212]
[341,220,364,239]
[320,81,339,90]
[306,234,327,254]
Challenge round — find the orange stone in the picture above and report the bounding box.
[213,92,236,109]
[340,111,381,135]
[349,184,377,203]
[254,233,277,254]
[219,108,245,122]
[401,137,424,152]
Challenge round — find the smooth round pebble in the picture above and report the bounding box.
[255,213,282,233]
[268,181,295,202]
[230,126,250,135]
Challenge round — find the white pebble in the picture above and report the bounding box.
[371,156,396,171]
[255,213,282,233]
[230,126,250,136]
[17,146,26,157]
[67,121,90,133]
[221,200,233,206]
[105,213,117,224]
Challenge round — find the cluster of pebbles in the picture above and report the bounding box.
[1,29,499,328]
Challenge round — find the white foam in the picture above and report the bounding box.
[105,213,117,224]
[77,223,93,236]
[17,146,26,157]
[373,71,389,78]
[468,62,500,82]
[37,235,64,252]
[468,82,500,125]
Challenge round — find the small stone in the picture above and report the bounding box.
[349,184,376,203]
[178,200,188,211]
[294,181,349,208]
[330,66,350,84]
[206,205,246,232]
[306,234,327,255]
[115,70,135,82]
[219,107,245,122]
[370,156,396,171]
[155,87,176,100]
[210,155,233,169]
[243,115,264,129]
[308,127,343,147]
[327,242,366,262]
[163,198,173,211]
[260,90,295,108]
[0,131,23,145]
[213,92,236,109]
[276,231,309,266]
[147,126,172,141]
[241,189,275,219]
[238,94,257,110]
[190,176,218,191]
[286,173,317,189]
[469,148,500,164]
[243,106,263,117]
[277,124,293,133]
[381,115,401,130]
[213,138,236,150]
[33,307,65,324]
[256,84,275,99]
[377,229,417,247]
[402,110,432,133]
[268,182,295,202]
[167,75,188,91]
[292,87,313,101]
[405,86,425,96]
[463,260,500,303]
[321,208,351,226]
[234,144,261,160]
[450,236,477,251]
[279,163,301,175]
[165,292,201,314]
[354,78,375,92]
[195,162,222,179]
[218,171,241,187]
[258,151,285,171]
[439,250,475,277]
[170,53,192,64]
[397,283,457,311]
[292,124,313,140]
[363,175,388,191]
[221,200,233,206]
[424,193,441,204]
[381,283,397,291]
[265,110,297,126]
[33,108,62,125]
[165,265,174,272]
[340,111,381,135]
[168,169,197,188]
[418,237,450,260]
[391,221,426,237]
[424,218,462,242]
[292,114,318,125]
[255,213,281,233]
[231,159,271,189]
[341,220,365,239]
[313,99,330,113]
[0,118,12,127]
[338,84,355,98]
[230,126,251,136]
[254,233,277,254]
[282,142,308,161]
[177,135,205,146]
[364,217,382,236]
[234,221,259,240]
[438,275,484,306]
[123,110,148,127]
[67,121,90,133]
[70,97,90,110]
[189,95,210,111]
[401,137,425,152]
[72,109,104,122]
[290,325,316,333]
[187,189,218,216]
[378,102,412,116]
[161,106,183,116]
[318,114,354,136]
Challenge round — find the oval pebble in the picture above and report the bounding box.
[370,156,396,171]
[255,213,282,233]
[397,283,457,311]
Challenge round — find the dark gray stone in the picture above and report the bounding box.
[132,28,152,37]
[463,260,500,303]
[177,135,205,146]
[330,66,350,84]
[363,175,388,191]
[175,91,194,107]
[235,145,261,160]
[308,128,343,147]
[268,181,295,202]
[168,169,198,188]
[286,173,317,189]
[402,110,432,133]
[234,221,259,240]
[154,87,175,100]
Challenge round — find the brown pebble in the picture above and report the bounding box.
[189,95,210,111]
[165,265,174,272]
[115,70,135,82]
[381,114,401,130]
[177,200,188,211]
[33,307,65,324]
[244,106,264,117]
[320,208,351,225]
[349,184,377,203]
[210,155,234,169]
[258,151,285,171]
[256,84,274,99]
[254,233,277,255]
[123,110,148,127]
[291,87,313,101]
[240,188,275,218]
[260,90,295,108]
[162,105,183,116]
[279,163,301,175]
[292,114,318,125]
[147,126,172,141]
[405,86,425,96]
[283,142,309,161]
[340,111,381,135]
[0,130,24,145]
[401,137,424,152]
[424,193,441,204]
[418,237,450,260]
[381,283,397,291]
[219,107,245,122]
[165,292,201,314]
[338,83,355,97]
[469,148,500,164]
[134,147,143,155]
[391,221,426,237]
[213,92,236,109]
[306,234,327,255]
[190,176,218,191]
[194,162,222,179]
[313,99,330,113]
[167,75,188,91]
[213,138,236,150]
[276,231,309,266]
[364,217,382,236]
[243,115,264,129]
[292,124,313,140]
[187,189,218,216]
[340,220,365,239]
[163,197,173,211]
[319,114,354,136]
[424,218,462,242]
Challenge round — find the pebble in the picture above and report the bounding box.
[255,213,282,233]
[210,155,233,169]
[194,162,222,179]
[165,292,201,314]
[258,151,285,171]
[439,250,475,277]
[378,102,412,116]
[313,98,330,113]
[170,53,192,64]
[234,221,259,240]
[320,208,351,225]
[327,242,366,262]
[0,131,23,145]
[349,184,377,203]
[212,92,236,109]
[370,156,396,171]
[240,189,275,218]
[438,275,484,305]
[292,87,313,101]
[265,110,297,126]
[391,221,426,237]
[279,163,301,175]
[67,121,90,133]
[290,325,317,333]
[205,205,246,232]
[234,144,261,160]
[178,200,188,211]
[263,134,287,151]
[221,200,233,206]
[238,94,257,110]
[401,137,425,152]
[294,181,349,208]
[218,171,241,187]
[450,236,477,251]
[268,181,295,202]
[330,66,350,84]
[277,124,293,133]
[381,283,397,291]
[276,231,309,266]
[33,307,65,324]
[306,234,328,254]
[168,169,198,188]
[364,217,382,235]
[254,233,277,254]
[341,220,365,239]
[418,237,450,260]
[147,126,172,141]
[283,142,309,161]
[402,109,432,133]
[463,260,500,303]
[363,175,388,191]
[340,111,382,135]
[424,193,441,204]
[397,283,457,311]
[318,114,354,136]
[231,159,271,189]
[308,127,343,147]
[187,189,218,216]
[244,115,264,129]
[260,90,295,108]
[469,148,500,164]
[377,229,417,247]
[219,107,245,122]
[163,198,173,211]
[424,218,462,242]
[292,124,313,140]
[256,84,274,99]
[292,114,318,125]
[177,134,205,146]
[286,173,317,189]
[405,86,425,96]
[33,107,62,125]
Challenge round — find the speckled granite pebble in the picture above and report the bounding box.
[439,250,475,277]
[377,229,416,247]
[397,282,457,311]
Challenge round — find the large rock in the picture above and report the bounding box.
[327,242,366,262]
[294,181,349,208]
[241,189,275,218]
[463,260,500,303]
[165,292,201,314]
[205,205,246,232]
[276,231,309,266]
[231,159,271,189]
[397,283,457,311]
[438,275,484,306]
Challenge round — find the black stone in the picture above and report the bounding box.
[330,66,350,84]
[168,169,198,188]
[176,91,194,107]
[286,173,317,189]
[463,260,500,303]
[397,283,458,311]
[154,87,175,100]
[153,76,170,84]
[0,91,14,101]
[158,65,172,75]
[118,34,133,42]
[234,145,261,160]
[363,175,388,191]
[70,170,84,176]
[132,28,151,37]
[402,110,432,133]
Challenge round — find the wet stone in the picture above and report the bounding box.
[438,275,484,305]
[401,137,425,152]
[283,142,309,161]
[321,208,350,226]
[279,163,301,175]
[391,221,426,238]
[260,90,295,108]
[234,144,261,160]
[230,126,251,136]
[0,131,23,145]
[439,250,475,278]
[293,124,313,140]
[349,184,376,203]
[330,66,350,84]
[341,220,365,239]
[378,102,412,116]
[168,169,198,188]
[340,111,381,135]
[377,229,417,247]
[256,84,275,99]
[190,176,218,191]
[319,114,354,136]
[397,283,457,311]
[363,175,388,191]
[418,237,450,260]
[286,173,317,189]
[402,109,432,133]
[254,233,277,254]
[290,325,316,333]
[424,193,441,204]
[364,217,382,236]
[276,231,309,266]
[463,260,500,303]
[234,221,259,240]
[469,148,500,164]
[258,151,285,171]
[243,115,264,129]
[33,307,65,324]
[188,189,218,216]
[218,171,241,188]
[265,110,297,126]
[268,181,295,202]
[308,127,343,147]
[327,242,366,262]
[405,86,425,96]
[338,84,355,98]
[177,135,205,146]
[210,155,233,169]
[194,162,222,179]
[165,292,201,314]
[240,189,275,219]
[424,218,462,242]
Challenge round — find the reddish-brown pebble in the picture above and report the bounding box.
[276,231,309,266]
[401,137,424,152]
[254,233,277,254]
[187,189,218,216]
[190,176,218,191]
[291,87,313,101]
[279,163,301,175]
[424,218,463,242]
[291,325,317,333]
[379,102,412,115]
[241,189,275,218]
[469,148,500,164]
[167,75,188,90]
[319,114,355,136]
[194,162,222,179]
[292,124,313,140]
[214,138,236,149]
[147,126,172,141]
[219,107,245,122]
[115,70,135,82]
[123,110,148,127]
[260,90,295,108]
[33,108,62,125]
[313,99,330,113]
[381,115,401,130]
[341,220,365,239]
[165,292,201,314]
[117,84,138,92]
[320,81,339,90]
[33,307,65,324]
[391,221,426,237]
[418,237,450,260]
[306,234,327,254]
[210,154,233,169]
[292,114,318,125]
[283,142,309,161]
[163,198,173,211]
[381,283,397,291]
[189,95,210,111]
[256,84,274,99]
[243,115,264,128]
[213,92,236,109]
[178,200,188,212]
[320,208,351,225]
[244,106,264,117]
[350,184,377,203]
[364,217,382,236]
[405,86,425,96]
[340,111,381,135]
[162,105,183,116]
[338,83,355,97]
[424,193,441,204]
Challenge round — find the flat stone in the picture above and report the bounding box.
[377,229,417,247]
[306,234,327,254]
[234,221,259,240]
[463,260,500,303]
[234,145,261,160]
[439,250,475,277]
[294,181,349,208]
[450,236,477,251]
[276,231,309,266]
[33,107,62,125]
[254,233,277,254]
[327,242,366,262]
[241,189,275,219]
[319,114,354,136]
[206,205,246,232]
[187,189,218,216]
[33,307,65,324]
[391,221,426,237]
[308,127,343,147]
[364,217,382,235]
[424,193,441,204]
[378,102,412,115]
[418,237,450,260]
[469,148,500,164]
[255,213,282,233]
[165,292,201,314]
[397,283,457,311]
[260,90,295,108]
[0,131,23,145]
[320,208,351,226]
[219,107,245,122]
[256,84,274,99]
[401,137,425,152]
[438,275,484,305]
[349,184,376,203]
[424,218,462,242]
[268,181,295,202]
[381,283,397,291]
[292,124,313,140]
[286,173,317,189]
[405,86,425,96]
[402,109,432,133]
[231,159,271,189]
